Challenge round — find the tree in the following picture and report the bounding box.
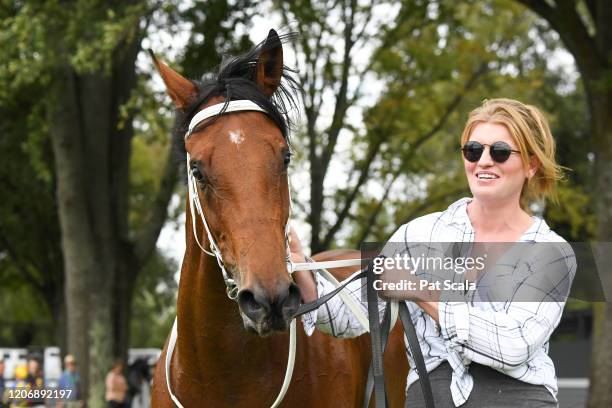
[512,2,612,406]
[0,1,256,405]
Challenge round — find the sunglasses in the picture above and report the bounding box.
[461,141,521,163]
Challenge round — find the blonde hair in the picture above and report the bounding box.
[460,98,564,210]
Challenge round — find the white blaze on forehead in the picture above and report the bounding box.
[229,129,245,145]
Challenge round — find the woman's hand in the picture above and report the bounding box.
[288,225,306,264]
[287,225,318,303]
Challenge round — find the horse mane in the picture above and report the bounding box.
[171,32,301,164]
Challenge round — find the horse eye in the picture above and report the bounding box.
[283,151,292,168]
[190,163,205,183]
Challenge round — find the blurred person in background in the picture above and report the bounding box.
[105,360,127,408]
[57,355,81,408]
[25,359,44,408]
[11,363,31,408]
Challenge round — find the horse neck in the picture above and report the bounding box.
[176,229,235,329]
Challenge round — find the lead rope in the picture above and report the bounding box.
[166,100,378,408]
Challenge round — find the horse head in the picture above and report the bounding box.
[152,30,302,336]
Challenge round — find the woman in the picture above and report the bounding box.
[105,360,128,408]
[291,98,575,407]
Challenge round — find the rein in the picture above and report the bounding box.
[166,100,434,408]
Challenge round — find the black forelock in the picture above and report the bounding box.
[171,32,301,166]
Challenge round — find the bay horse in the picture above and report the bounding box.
[150,30,407,407]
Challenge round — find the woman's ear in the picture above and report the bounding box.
[528,156,540,179]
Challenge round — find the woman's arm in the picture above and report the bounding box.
[438,242,575,370]
[288,227,384,338]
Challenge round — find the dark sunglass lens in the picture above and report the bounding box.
[490,142,512,163]
[462,141,483,162]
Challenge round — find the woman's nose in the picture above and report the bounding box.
[477,146,494,165]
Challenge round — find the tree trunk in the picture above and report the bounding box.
[309,162,324,253]
[586,3,612,405]
[44,282,67,353]
[47,63,97,401]
[48,64,125,407]
[78,69,117,408]
[587,88,612,408]
[113,252,138,361]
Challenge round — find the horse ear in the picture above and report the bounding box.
[149,50,198,109]
[255,29,283,97]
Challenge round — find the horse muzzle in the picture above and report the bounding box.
[237,281,301,335]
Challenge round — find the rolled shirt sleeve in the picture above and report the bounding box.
[301,267,386,338]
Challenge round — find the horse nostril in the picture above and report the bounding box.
[280,282,301,320]
[239,282,302,330]
[237,289,269,323]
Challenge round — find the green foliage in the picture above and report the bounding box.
[130,140,169,227]
[274,0,581,247]
[129,250,177,348]
[0,1,148,100]
[546,182,596,241]
[0,278,55,346]
[0,3,49,99]
[0,67,62,347]
[67,2,148,73]
[180,0,256,77]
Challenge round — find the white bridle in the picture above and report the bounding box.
[165,100,387,408]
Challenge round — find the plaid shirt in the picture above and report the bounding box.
[302,197,575,407]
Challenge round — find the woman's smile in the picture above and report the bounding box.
[475,171,500,182]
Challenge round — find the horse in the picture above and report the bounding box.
[150,29,408,407]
